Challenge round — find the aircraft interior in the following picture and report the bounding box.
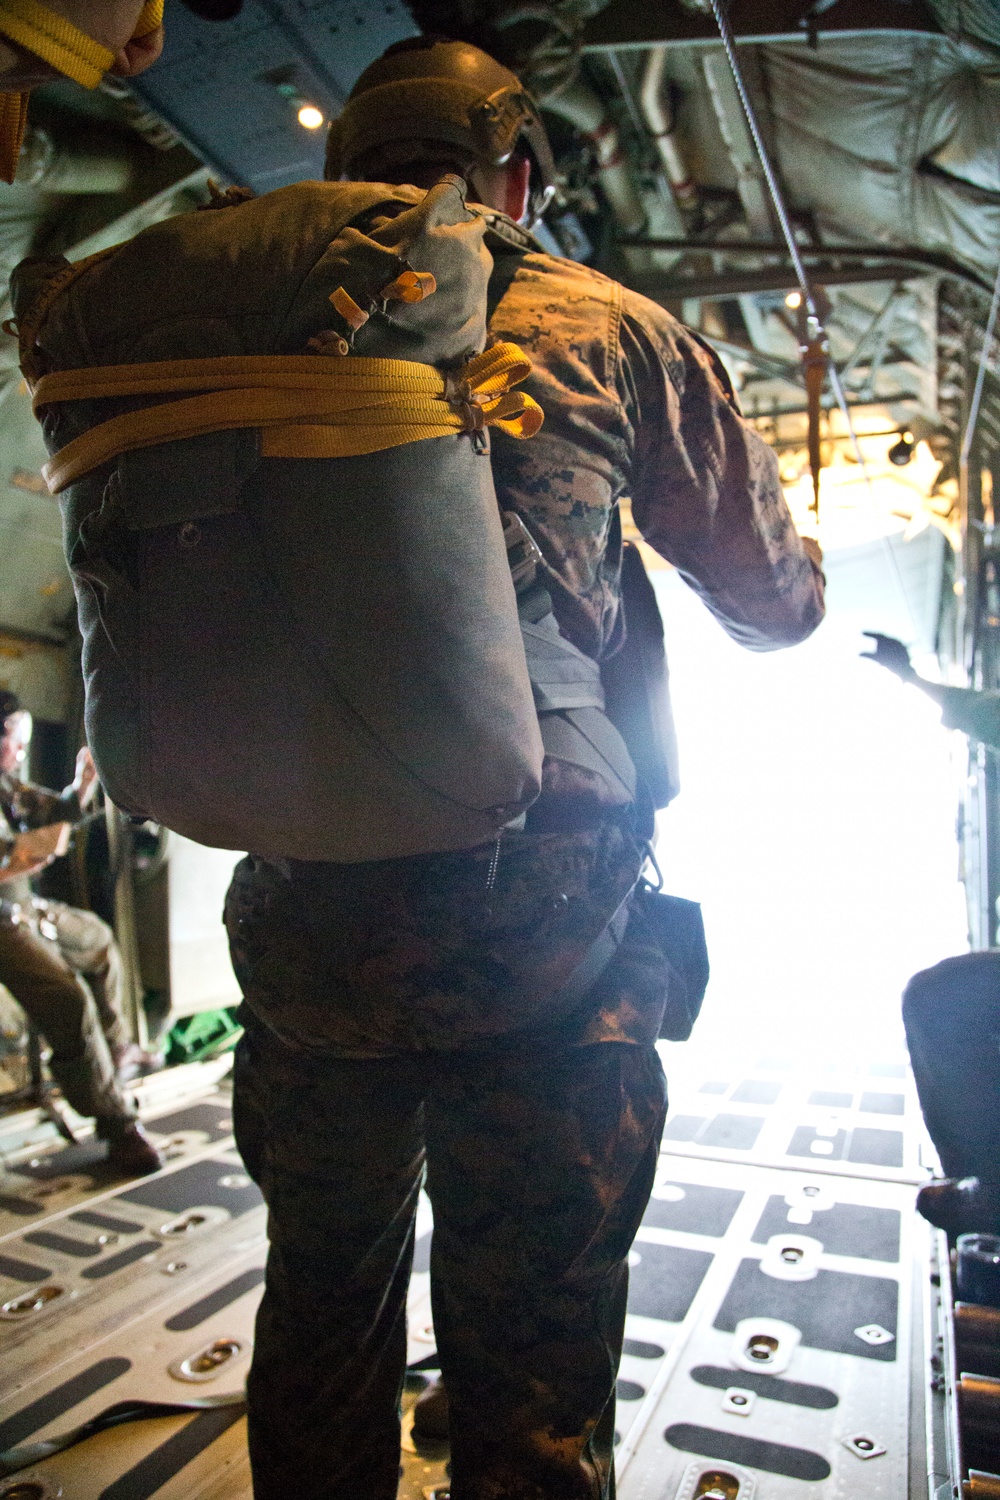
[0,1,998,1497]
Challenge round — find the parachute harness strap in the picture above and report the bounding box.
[0,0,163,181]
[6,245,119,380]
[31,341,544,493]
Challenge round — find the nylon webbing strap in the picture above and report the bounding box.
[33,341,544,492]
[0,0,114,88]
[0,1390,246,1479]
[0,88,27,183]
[0,0,164,182]
[803,338,826,518]
[546,886,632,1014]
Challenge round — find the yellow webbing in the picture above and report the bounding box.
[0,88,27,183]
[0,0,164,182]
[132,0,163,37]
[0,0,115,87]
[33,341,544,493]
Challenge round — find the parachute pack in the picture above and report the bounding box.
[10,175,637,861]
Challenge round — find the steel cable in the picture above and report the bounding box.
[706,0,864,461]
[706,0,918,635]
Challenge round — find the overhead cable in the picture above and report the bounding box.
[960,251,1000,470]
[706,0,919,636]
[705,0,869,498]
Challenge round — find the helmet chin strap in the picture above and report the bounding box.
[527,182,556,231]
[469,155,532,225]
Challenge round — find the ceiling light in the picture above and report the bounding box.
[785,291,802,309]
[888,433,915,466]
[298,105,324,130]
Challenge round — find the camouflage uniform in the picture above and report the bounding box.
[228,243,825,1500]
[0,773,133,1122]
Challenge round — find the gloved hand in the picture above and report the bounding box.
[72,745,99,810]
[860,631,916,682]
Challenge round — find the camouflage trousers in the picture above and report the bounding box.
[226,824,670,1500]
[233,1014,666,1500]
[0,899,132,1122]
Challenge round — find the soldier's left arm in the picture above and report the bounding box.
[619,291,825,651]
[4,777,82,831]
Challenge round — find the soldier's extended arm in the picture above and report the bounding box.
[0,822,72,880]
[621,296,825,651]
[861,632,1000,750]
[1,775,82,831]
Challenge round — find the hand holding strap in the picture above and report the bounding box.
[0,0,163,181]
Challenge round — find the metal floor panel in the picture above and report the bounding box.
[0,1061,238,1242]
[616,1153,921,1499]
[657,1052,925,1183]
[0,1091,447,1500]
[0,1053,940,1500]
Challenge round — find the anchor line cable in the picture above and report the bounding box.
[705,0,867,464]
[957,252,1000,680]
[706,0,921,636]
[707,0,812,307]
[960,250,1000,471]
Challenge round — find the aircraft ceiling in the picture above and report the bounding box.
[0,0,997,720]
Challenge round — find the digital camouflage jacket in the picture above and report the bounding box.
[486,233,825,662]
[0,772,81,901]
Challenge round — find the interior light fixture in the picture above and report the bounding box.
[785,290,802,309]
[888,432,915,467]
[298,105,325,130]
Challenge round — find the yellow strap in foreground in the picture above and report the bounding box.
[132,0,163,37]
[0,0,164,184]
[0,89,27,183]
[0,0,115,87]
[34,342,544,493]
[0,0,163,183]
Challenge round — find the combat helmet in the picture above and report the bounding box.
[325,36,557,225]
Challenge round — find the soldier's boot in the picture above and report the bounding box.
[412,1377,450,1443]
[97,1117,163,1177]
[112,1041,166,1082]
[917,1176,1000,1237]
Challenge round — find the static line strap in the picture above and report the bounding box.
[0,89,27,184]
[32,342,544,492]
[0,0,115,88]
[0,1391,247,1479]
[133,0,164,36]
[0,0,164,183]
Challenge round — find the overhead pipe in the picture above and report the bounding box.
[640,45,699,218]
[542,81,646,236]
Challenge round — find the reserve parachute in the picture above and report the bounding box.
[10,175,547,861]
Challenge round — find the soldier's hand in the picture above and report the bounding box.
[0,0,162,89]
[73,746,99,809]
[1,823,72,881]
[860,631,916,682]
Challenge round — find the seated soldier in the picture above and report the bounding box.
[861,631,1000,748]
[903,953,1000,1236]
[0,689,161,1174]
[862,637,1000,1233]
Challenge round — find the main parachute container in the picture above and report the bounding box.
[11,176,545,860]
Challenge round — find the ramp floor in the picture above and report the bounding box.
[0,1049,947,1500]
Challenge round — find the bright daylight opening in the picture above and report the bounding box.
[652,557,969,1083]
